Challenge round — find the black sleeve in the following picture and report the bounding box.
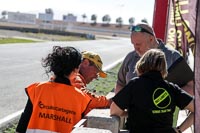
[112,81,133,110]
[16,98,33,133]
[165,57,194,87]
[170,83,194,109]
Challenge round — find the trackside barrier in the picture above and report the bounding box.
[72,92,129,133]
[72,127,112,133]
[72,109,120,133]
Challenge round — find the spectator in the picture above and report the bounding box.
[110,49,194,133]
[115,23,193,95]
[71,51,111,114]
[114,22,194,128]
[16,46,91,133]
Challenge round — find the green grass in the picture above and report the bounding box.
[0,32,87,45]
[1,63,121,133]
[0,38,37,44]
[1,123,17,133]
[26,32,87,41]
[87,63,121,95]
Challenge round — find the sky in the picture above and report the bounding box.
[0,0,155,25]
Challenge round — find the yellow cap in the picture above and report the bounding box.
[82,51,107,78]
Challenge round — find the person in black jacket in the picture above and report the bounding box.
[110,49,194,133]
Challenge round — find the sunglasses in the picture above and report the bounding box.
[130,26,154,36]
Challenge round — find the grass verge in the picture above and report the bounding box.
[0,38,37,44]
[2,63,121,133]
[0,30,88,45]
[25,32,87,41]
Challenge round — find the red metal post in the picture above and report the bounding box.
[152,0,169,41]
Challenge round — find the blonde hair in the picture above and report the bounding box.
[135,49,168,78]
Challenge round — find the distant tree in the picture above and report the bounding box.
[116,17,123,27]
[141,18,148,24]
[129,17,135,25]
[91,14,97,24]
[45,8,54,15]
[1,10,7,19]
[102,15,107,23]
[102,14,111,25]
[82,13,87,23]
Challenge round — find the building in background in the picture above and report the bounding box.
[63,13,77,22]
[38,13,53,23]
[7,11,36,24]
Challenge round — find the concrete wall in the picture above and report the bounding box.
[72,92,129,133]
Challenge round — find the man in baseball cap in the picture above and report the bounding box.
[71,51,110,114]
[82,51,107,78]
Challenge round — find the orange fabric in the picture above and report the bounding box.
[26,81,91,133]
[71,73,111,114]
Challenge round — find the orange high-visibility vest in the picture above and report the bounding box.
[26,81,91,133]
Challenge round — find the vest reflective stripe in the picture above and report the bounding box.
[26,82,91,133]
[26,129,58,133]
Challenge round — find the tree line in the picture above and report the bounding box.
[1,8,149,27]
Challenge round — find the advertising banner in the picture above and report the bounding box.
[166,0,197,59]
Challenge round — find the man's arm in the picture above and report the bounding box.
[114,53,132,94]
[114,83,124,94]
[72,74,111,114]
[182,80,194,95]
[175,99,194,132]
[110,102,127,117]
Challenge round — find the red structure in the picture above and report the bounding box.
[152,0,169,41]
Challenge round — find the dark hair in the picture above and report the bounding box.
[42,46,82,78]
